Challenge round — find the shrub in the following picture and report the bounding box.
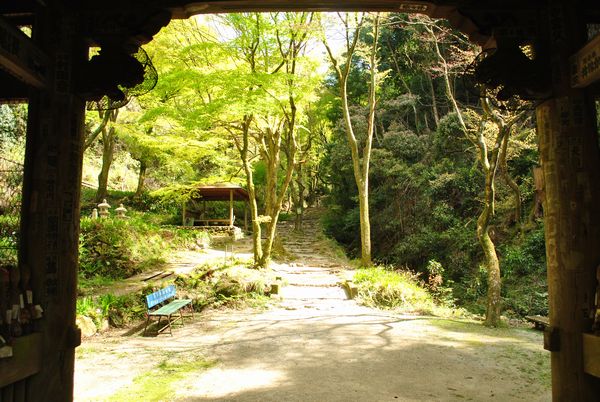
[353,266,434,313]
[79,217,168,280]
[98,293,146,327]
[175,263,273,310]
[76,293,146,329]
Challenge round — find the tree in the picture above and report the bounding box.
[95,107,119,202]
[472,96,527,326]
[322,12,386,266]
[146,15,321,267]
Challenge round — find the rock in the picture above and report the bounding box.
[99,318,110,332]
[76,315,97,337]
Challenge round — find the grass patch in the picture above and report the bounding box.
[107,355,215,402]
[78,275,116,294]
[353,266,435,313]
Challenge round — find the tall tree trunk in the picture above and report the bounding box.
[357,185,372,265]
[234,115,263,266]
[427,75,440,128]
[478,173,501,326]
[134,159,147,199]
[499,138,522,225]
[95,128,115,202]
[95,109,118,202]
[323,13,381,267]
[294,164,305,230]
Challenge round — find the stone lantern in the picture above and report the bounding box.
[115,204,127,219]
[98,199,111,218]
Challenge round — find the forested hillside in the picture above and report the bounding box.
[1,12,561,323]
[319,14,547,318]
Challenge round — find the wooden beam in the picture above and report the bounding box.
[571,33,600,88]
[583,333,600,378]
[0,333,42,388]
[0,16,47,88]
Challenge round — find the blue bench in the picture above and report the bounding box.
[143,285,193,336]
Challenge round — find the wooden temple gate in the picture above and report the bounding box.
[1,1,600,400]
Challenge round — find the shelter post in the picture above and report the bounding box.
[537,2,600,399]
[229,190,234,227]
[19,6,87,400]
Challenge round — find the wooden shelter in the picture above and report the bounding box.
[182,183,249,228]
[1,1,600,400]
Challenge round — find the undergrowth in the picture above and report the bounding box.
[352,266,435,313]
[175,262,275,311]
[76,293,146,328]
[78,215,209,281]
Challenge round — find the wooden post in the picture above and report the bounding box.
[229,190,234,227]
[18,5,86,401]
[537,2,600,399]
[182,202,186,226]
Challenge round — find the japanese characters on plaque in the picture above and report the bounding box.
[571,34,600,88]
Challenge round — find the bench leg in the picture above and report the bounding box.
[180,309,185,327]
[143,315,151,336]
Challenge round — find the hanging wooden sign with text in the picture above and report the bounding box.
[571,34,600,88]
[0,16,47,89]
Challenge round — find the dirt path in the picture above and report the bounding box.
[74,210,550,401]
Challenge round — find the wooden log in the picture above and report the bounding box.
[537,2,600,398]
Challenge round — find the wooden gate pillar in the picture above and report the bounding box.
[19,5,87,401]
[537,2,600,399]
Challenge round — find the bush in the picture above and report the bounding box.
[0,215,19,265]
[353,266,434,313]
[175,263,273,310]
[79,217,168,280]
[76,293,146,329]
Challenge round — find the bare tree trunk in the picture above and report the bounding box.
[234,115,263,266]
[427,75,440,128]
[134,159,147,199]
[95,109,118,202]
[478,172,502,326]
[294,163,305,230]
[499,138,522,225]
[323,13,382,267]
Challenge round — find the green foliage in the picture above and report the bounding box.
[0,215,19,265]
[76,293,146,328]
[501,224,546,279]
[174,263,273,311]
[501,223,548,316]
[353,266,434,312]
[79,217,167,280]
[98,293,147,327]
[322,14,544,319]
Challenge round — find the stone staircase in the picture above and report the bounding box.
[272,208,354,310]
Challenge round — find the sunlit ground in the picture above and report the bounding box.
[75,305,550,402]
